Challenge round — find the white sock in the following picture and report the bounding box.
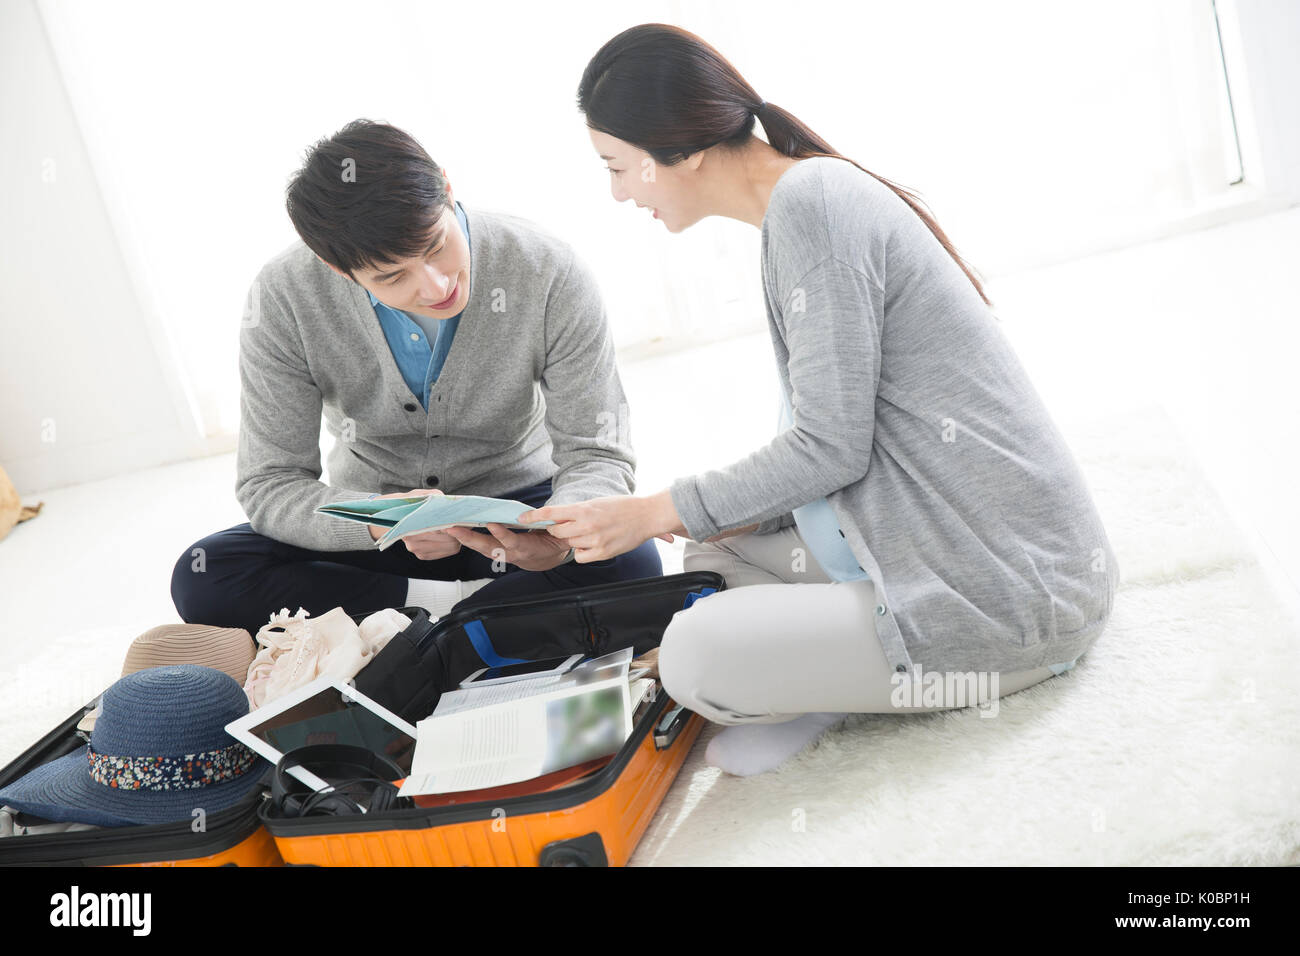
[704,712,847,776]
[404,577,493,618]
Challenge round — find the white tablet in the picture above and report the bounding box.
[459,653,584,688]
[225,676,419,794]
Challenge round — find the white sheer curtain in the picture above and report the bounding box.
[39,0,1240,441]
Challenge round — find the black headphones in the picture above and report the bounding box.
[271,744,409,818]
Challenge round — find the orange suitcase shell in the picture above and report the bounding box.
[0,698,282,867]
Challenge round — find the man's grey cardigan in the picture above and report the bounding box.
[235,205,636,553]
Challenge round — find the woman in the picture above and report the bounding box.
[523,24,1119,776]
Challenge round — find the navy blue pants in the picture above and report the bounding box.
[170,479,663,637]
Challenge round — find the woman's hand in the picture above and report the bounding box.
[443,524,573,572]
[520,490,683,563]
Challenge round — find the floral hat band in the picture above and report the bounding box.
[87,740,259,792]
[0,666,272,828]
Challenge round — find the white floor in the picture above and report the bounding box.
[2,203,1299,764]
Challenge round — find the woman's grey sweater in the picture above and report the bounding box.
[670,157,1120,677]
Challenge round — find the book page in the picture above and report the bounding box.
[399,699,548,795]
[433,673,568,716]
[400,652,638,795]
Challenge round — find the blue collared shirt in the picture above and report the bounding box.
[365,200,470,410]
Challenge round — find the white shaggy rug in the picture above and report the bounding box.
[629,402,1300,866]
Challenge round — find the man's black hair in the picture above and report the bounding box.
[285,119,452,276]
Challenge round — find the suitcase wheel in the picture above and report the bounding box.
[539,832,609,867]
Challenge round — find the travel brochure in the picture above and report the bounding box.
[316,493,556,551]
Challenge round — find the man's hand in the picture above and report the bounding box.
[443,523,572,572]
[367,489,463,561]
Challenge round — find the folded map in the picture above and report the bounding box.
[316,494,555,551]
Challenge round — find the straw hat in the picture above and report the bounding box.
[121,623,255,681]
[77,623,255,732]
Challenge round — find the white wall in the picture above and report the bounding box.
[0,0,201,496]
[3,0,1298,497]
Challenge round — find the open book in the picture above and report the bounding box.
[404,677,658,809]
[316,493,555,551]
[397,647,651,796]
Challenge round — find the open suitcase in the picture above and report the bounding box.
[0,570,722,866]
[261,570,724,867]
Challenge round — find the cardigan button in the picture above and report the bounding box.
[876,604,887,615]
[425,475,439,487]
[895,664,906,673]
[403,402,417,412]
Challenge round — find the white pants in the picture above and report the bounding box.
[658,528,1059,725]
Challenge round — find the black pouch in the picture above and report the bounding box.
[351,571,723,725]
[347,606,441,722]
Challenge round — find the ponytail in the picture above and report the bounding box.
[755,101,992,307]
[579,24,992,308]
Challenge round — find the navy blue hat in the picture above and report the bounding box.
[0,665,269,827]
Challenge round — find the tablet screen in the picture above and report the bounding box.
[245,685,416,774]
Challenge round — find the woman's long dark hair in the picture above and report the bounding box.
[578,23,992,307]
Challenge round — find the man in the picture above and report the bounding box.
[171,120,661,638]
